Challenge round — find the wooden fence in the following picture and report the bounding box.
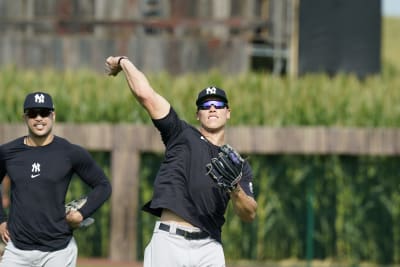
[1,124,400,261]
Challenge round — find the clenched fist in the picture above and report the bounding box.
[105,56,128,76]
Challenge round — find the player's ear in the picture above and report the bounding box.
[22,111,30,122]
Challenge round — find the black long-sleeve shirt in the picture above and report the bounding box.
[0,136,112,251]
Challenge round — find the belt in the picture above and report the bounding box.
[158,223,209,240]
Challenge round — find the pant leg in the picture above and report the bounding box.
[192,238,225,267]
[144,227,187,266]
[0,240,6,260]
[41,237,78,267]
[0,238,77,267]
[0,241,31,267]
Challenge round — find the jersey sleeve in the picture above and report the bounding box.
[0,147,7,223]
[69,145,112,218]
[152,107,186,146]
[239,161,255,198]
[0,146,6,181]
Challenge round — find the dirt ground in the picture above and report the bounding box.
[76,258,263,267]
[77,258,143,267]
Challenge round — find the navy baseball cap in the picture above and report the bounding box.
[23,92,54,112]
[196,86,228,106]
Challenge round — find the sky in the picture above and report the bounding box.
[382,0,400,17]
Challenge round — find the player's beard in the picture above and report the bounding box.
[28,122,53,141]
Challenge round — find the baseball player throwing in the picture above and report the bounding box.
[106,56,257,267]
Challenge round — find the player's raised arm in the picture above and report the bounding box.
[105,56,170,120]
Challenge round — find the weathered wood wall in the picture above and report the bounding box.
[0,0,296,75]
[0,35,249,75]
[1,124,399,261]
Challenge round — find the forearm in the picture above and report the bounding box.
[0,195,6,223]
[79,181,111,218]
[230,185,257,222]
[118,57,170,119]
[119,58,154,101]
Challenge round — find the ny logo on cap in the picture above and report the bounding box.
[34,93,46,104]
[205,87,217,95]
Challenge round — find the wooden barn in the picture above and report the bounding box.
[0,0,381,77]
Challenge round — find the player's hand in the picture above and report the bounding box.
[105,56,128,76]
[0,222,10,243]
[66,210,84,229]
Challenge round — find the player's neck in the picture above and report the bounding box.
[25,134,54,147]
[200,128,225,146]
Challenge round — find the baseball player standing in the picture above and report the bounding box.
[106,56,257,267]
[0,92,112,267]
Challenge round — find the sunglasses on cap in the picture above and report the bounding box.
[197,100,228,110]
[25,109,53,118]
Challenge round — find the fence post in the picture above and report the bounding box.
[109,125,141,261]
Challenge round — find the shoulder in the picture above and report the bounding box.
[0,137,25,152]
[152,107,195,143]
[152,107,178,124]
[0,138,25,165]
[52,136,89,155]
[1,137,24,147]
[54,137,94,167]
[52,136,72,150]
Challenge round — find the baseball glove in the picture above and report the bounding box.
[105,56,127,76]
[65,196,95,228]
[206,144,244,192]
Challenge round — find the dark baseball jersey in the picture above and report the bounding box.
[0,136,111,251]
[142,107,254,243]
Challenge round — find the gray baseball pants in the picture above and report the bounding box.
[144,221,225,267]
[0,237,77,267]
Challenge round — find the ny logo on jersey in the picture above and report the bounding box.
[31,162,41,178]
[205,87,217,95]
[34,93,45,104]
